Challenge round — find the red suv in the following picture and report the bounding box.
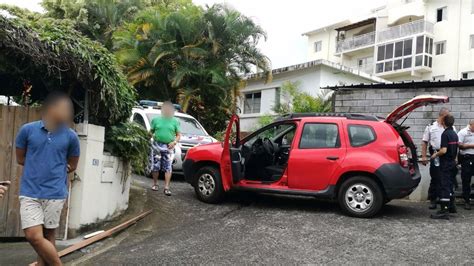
[183,95,448,218]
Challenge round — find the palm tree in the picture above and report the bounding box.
[113,4,271,132]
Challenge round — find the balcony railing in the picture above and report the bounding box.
[336,31,375,53]
[377,19,434,43]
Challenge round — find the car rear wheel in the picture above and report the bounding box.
[194,166,224,204]
[338,176,384,218]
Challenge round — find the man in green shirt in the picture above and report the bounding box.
[150,101,181,196]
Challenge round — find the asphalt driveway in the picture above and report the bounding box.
[79,175,474,265]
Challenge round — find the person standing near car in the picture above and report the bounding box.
[430,114,458,220]
[458,120,474,210]
[421,107,452,209]
[150,101,181,196]
[16,91,80,266]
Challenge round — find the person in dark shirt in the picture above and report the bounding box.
[430,114,458,220]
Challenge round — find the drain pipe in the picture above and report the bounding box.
[455,0,462,78]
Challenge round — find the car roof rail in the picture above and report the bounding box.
[278,113,379,121]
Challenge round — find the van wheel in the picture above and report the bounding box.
[194,166,224,204]
[338,176,384,218]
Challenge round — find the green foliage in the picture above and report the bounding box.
[105,122,151,174]
[274,81,333,115]
[41,0,193,49]
[256,114,275,129]
[113,4,271,134]
[0,8,136,127]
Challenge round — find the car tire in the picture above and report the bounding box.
[338,176,384,218]
[194,166,224,204]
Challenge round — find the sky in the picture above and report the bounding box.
[0,0,387,68]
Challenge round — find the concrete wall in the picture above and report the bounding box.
[68,124,131,237]
[333,86,474,200]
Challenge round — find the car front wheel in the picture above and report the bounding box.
[338,176,384,218]
[194,166,224,204]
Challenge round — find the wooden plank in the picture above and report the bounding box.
[0,105,13,237]
[27,107,42,122]
[5,106,28,237]
[29,210,153,266]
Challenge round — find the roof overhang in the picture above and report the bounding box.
[245,59,387,84]
[325,79,474,91]
[335,17,376,32]
[302,20,351,36]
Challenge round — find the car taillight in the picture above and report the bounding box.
[398,145,409,168]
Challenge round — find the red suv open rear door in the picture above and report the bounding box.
[385,95,449,124]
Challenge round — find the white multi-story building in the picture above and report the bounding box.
[303,0,474,81]
[239,60,385,131]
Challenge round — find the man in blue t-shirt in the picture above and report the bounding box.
[16,91,80,266]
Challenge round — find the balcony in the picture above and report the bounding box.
[377,19,434,43]
[336,31,375,54]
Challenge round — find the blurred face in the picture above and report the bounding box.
[469,121,474,132]
[162,104,175,118]
[48,99,73,124]
[438,109,450,126]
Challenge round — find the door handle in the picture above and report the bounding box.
[326,156,339,161]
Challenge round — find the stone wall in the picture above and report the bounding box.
[334,87,474,147]
[333,86,474,201]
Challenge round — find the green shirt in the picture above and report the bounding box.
[151,116,180,144]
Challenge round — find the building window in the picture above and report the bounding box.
[274,88,281,110]
[299,123,340,149]
[470,35,474,49]
[435,41,446,55]
[462,71,474,79]
[376,37,430,74]
[436,7,447,22]
[314,41,322,52]
[432,75,445,81]
[243,92,261,114]
[416,36,424,54]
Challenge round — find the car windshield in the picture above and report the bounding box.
[146,114,207,136]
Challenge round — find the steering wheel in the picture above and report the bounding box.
[262,137,276,157]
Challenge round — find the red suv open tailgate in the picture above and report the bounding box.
[385,95,449,124]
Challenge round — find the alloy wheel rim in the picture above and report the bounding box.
[345,183,373,212]
[198,173,215,196]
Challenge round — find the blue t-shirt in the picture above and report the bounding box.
[15,120,80,199]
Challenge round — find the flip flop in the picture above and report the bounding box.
[151,185,159,191]
[163,188,172,196]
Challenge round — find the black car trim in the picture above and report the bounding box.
[375,163,421,199]
[233,185,336,198]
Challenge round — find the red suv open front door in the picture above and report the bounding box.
[220,114,242,191]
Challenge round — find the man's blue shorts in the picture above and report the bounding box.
[150,141,174,173]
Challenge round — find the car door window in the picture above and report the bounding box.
[299,123,340,149]
[348,125,376,147]
[133,113,147,129]
[245,123,296,146]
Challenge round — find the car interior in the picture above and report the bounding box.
[238,123,297,182]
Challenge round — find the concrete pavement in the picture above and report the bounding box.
[78,175,474,265]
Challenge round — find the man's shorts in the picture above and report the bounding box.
[20,196,65,230]
[150,141,175,173]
